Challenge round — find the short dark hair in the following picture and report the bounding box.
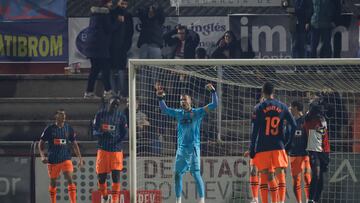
[55,109,65,115]
[180,93,191,99]
[177,25,187,31]
[291,101,303,111]
[262,82,274,95]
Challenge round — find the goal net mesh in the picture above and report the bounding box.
[130,59,360,203]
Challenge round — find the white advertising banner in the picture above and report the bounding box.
[68,16,228,67]
[170,0,282,7]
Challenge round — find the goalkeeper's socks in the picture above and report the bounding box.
[304,172,312,201]
[198,197,205,203]
[260,173,269,203]
[250,175,259,200]
[293,175,302,203]
[192,171,205,198]
[111,183,121,203]
[268,177,278,203]
[175,172,183,199]
[277,172,286,202]
[48,186,57,203]
[176,197,182,203]
[68,183,77,203]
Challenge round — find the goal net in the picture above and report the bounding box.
[128,59,360,203]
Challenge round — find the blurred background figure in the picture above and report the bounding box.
[110,0,134,98]
[137,2,165,59]
[289,0,312,58]
[83,0,113,99]
[211,30,242,59]
[163,24,200,59]
[309,0,342,58]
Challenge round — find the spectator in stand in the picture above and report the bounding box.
[290,0,312,58]
[308,0,342,58]
[163,25,200,59]
[83,0,114,99]
[211,31,242,59]
[195,47,208,59]
[137,3,165,59]
[110,0,134,97]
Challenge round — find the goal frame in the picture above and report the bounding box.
[128,58,360,203]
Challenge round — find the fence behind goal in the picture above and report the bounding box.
[128,59,360,203]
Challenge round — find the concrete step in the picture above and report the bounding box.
[0,74,104,97]
[0,97,106,120]
[0,120,93,141]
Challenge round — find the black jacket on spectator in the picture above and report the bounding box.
[163,28,200,59]
[137,5,165,48]
[83,6,112,58]
[211,31,242,59]
[110,7,134,70]
[295,0,313,25]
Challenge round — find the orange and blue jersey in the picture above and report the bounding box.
[287,115,308,156]
[40,123,76,164]
[93,108,128,152]
[250,98,297,154]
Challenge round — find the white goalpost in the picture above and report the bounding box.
[128,59,360,203]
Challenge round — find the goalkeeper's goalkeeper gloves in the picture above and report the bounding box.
[206,84,216,93]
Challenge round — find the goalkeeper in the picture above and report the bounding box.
[155,83,218,203]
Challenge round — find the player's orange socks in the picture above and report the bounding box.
[250,175,259,200]
[293,175,302,203]
[111,183,121,203]
[260,173,269,203]
[68,183,77,203]
[49,186,57,203]
[304,172,312,201]
[98,182,108,199]
[268,177,278,203]
[277,172,286,202]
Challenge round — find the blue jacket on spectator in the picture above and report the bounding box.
[83,6,112,58]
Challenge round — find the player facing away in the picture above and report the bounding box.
[249,82,297,203]
[244,97,265,203]
[93,96,128,203]
[39,109,84,203]
[288,101,311,203]
[303,101,330,203]
[155,83,218,203]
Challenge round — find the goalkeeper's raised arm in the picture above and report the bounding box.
[203,83,218,113]
[155,82,182,118]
